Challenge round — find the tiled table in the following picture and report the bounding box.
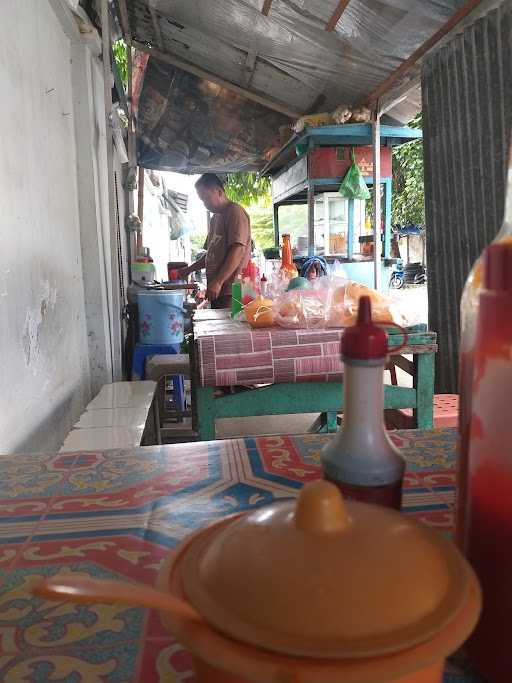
[192,313,437,440]
[0,429,482,682]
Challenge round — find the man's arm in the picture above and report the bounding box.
[207,243,245,301]
[179,253,206,278]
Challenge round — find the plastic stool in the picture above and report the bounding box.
[171,374,186,414]
[386,394,459,430]
[432,394,459,427]
[145,353,190,421]
[131,342,181,380]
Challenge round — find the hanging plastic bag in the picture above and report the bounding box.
[338,149,371,200]
[326,280,407,328]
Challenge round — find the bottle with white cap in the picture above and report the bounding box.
[321,296,405,510]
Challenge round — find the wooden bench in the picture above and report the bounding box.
[59,381,160,452]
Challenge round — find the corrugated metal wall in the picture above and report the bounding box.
[422,3,512,392]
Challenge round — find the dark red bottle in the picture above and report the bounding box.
[464,243,512,682]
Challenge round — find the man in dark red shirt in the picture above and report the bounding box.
[181,174,251,309]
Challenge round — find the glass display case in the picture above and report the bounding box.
[265,123,422,290]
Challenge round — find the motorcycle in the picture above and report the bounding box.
[389,259,405,289]
[389,259,427,289]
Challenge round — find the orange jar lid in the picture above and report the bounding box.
[181,481,472,659]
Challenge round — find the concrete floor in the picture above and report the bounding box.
[216,413,321,439]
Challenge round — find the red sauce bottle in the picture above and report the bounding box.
[464,243,512,681]
[456,145,512,548]
[321,297,405,510]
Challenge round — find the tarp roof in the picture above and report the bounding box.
[110,0,487,171]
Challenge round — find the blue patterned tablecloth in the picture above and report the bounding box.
[0,428,483,681]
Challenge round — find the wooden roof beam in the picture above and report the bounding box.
[116,0,131,43]
[131,39,300,119]
[244,0,273,87]
[325,0,351,32]
[365,0,484,106]
[148,5,165,50]
[262,0,273,16]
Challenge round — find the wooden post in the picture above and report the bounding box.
[384,178,392,258]
[137,167,145,223]
[101,0,123,380]
[413,353,435,429]
[137,166,144,254]
[273,203,280,247]
[307,183,315,257]
[347,198,354,259]
[126,40,137,267]
[323,193,330,256]
[372,115,382,290]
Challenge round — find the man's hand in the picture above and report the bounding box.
[180,253,207,280]
[206,279,223,301]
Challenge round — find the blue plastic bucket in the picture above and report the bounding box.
[137,290,185,345]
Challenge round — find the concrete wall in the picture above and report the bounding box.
[0,1,121,453]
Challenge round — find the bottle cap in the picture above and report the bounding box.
[484,242,512,292]
[342,296,388,360]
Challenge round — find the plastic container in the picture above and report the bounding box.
[321,296,405,509]
[457,145,512,547]
[231,277,243,319]
[167,261,187,281]
[286,276,311,291]
[157,480,481,683]
[463,243,512,682]
[131,261,156,285]
[241,260,260,305]
[137,290,185,345]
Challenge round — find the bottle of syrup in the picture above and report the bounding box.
[464,242,512,682]
[280,234,298,281]
[321,296,405,510]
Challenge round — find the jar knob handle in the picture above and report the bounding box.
[295,480,351,533]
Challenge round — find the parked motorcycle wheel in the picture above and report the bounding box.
[390,275,404,289]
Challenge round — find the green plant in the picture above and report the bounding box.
[190,231,207,259]
[112,39,128,88]
[224,173,271,208]
[263,247,280,259]
[247,205,274,251]
[392,114,424,226]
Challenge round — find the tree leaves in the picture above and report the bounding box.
[224,173,271,208]
[392,114,424,226]
[112,39,128,88]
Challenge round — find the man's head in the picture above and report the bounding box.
[195,174,228,212]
